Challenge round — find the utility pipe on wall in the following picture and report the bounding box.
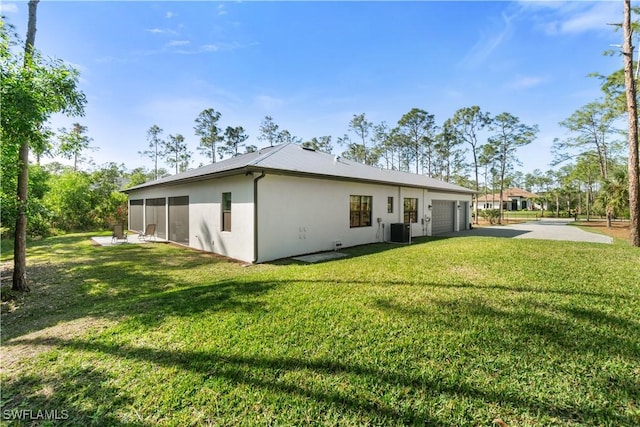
[252,171,266,263]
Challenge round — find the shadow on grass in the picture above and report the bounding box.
[5,335,638,426]
[1,234,274,342]
[373,294,640,362]
[0,367,140,426]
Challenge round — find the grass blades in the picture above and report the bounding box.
[1,233,639,425]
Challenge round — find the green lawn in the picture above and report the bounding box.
[1,234,639,426]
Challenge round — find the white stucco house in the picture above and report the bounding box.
[125,144,475,263]
[476,187,540,211]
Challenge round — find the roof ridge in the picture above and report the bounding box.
[248,143,291,167]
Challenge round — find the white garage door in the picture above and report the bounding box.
[432,200,455,235]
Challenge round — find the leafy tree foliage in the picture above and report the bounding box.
[43,170,94,231]
[450,106,492,223]
[554,101,621,180]
[434,119,466,182]
[139,125,164,180]
[397,108,436,174]
[2,7,87,291]
[125,167,164,189]
[219,126,249,158]
[488,112,539,223]
[258,115,279,147]
[163,133,191,174]
[194,108,223,164]
[596,166,630,226]
[57,122,93,171]
[302,136,333,153]
[275,129,302,145]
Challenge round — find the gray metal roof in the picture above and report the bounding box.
[125,143,475,194]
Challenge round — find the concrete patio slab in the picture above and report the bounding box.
[91,233,164,247]
[292,252,349,263]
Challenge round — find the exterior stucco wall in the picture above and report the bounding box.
[427,191,473,233]
[255,175,474,262]
[256,174,407,262]
[128,172,473,264]
[127,174,255,262]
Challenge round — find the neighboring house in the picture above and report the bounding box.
[125,144,475,263]
[476,187,540,211]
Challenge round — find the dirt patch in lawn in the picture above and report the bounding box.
[574,221,631,241]
[1,317,116,373]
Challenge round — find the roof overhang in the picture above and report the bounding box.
[124,165,476,195]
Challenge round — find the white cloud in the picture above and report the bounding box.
[559,2,620,34]
[523,2,621,36]
[1,3,20,15]
[461,11,515,67]
[507,75,546,90]
[0,3,18,13]
[167,40,190,47]
[166,11,176,19]
[217,4,227,16]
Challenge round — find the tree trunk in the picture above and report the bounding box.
[623,0,640,247]
[586,183,591,221]
[473,150,479,224]
[12,0,39,292]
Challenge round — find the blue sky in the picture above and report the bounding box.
[2,1,625,175]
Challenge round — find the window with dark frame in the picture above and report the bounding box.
[222,192,232,231]
[350,195,372,228]
[387,197,393,213]
[404,198,418,223]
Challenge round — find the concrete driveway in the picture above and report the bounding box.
[448,219,613,244]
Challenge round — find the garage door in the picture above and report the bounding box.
[145,198,166,239]
[168,196,189,244]
[129,199,143,232]
[432,200,455,235]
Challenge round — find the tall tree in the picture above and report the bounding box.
[371,122,396,169]
[487,112,539,224]
[194,108,223,164]
[450,106,492,224]
[397,108,436,174]
[163,133,191,174]
[275,129,302,145]
[555,101,620,180]
[302,136,333,153]
[478,142,498,210]
[434,118,466,182]
[57,123,92,171]
[219,126,249,158]
[32,124,54,164]
[258,115,279,147]
[597,166,630,227]
[139,125,164,180]
[623,0,640,246]
[570,154,601,221]
[349,113,374,165]
[2,2,86,291]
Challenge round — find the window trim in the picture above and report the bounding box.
[222,192,232,232]
[387,196,393,214]
[404,197,418,224]
[350,195,372,228]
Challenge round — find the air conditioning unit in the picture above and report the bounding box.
[390,223,410,243]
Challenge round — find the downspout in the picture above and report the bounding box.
[252,171,266,263]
